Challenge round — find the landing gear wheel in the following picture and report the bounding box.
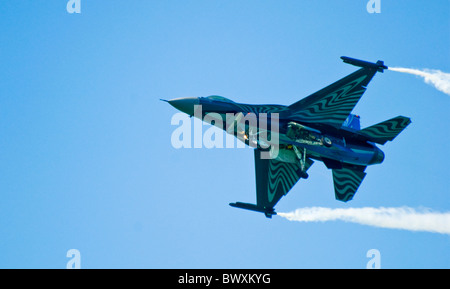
[323,137,332,147]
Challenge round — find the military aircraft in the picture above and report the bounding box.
[164,56,411,218]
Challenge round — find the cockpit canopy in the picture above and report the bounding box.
[205,95,235,103]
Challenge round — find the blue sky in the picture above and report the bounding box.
[0,0,449,268]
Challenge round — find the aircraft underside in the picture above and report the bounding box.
[165,56,411,218]
[229,117,384,169]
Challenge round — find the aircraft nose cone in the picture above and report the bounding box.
[168,97,199,116]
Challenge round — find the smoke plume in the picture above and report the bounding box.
[278,207,450,235]
[389,67,450,96]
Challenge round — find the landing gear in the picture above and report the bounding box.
[292,146,309,179]
[299,171,309,179]
[323,137,332,147]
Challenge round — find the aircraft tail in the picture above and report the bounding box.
[358,116,411,145]
[342,114,361,130]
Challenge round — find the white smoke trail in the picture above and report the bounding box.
[389,67,450,96]
[278,207,450,235]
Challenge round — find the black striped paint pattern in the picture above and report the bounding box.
[266,158,313,206]
[289,75,368,127]
[232,103,290,115]
[359,116,411,144]
[267,161,301,203]
[332,168,366,202]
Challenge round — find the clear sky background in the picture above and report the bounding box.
[0,0,449,268]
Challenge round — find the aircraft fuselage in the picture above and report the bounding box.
[168,96,384,169]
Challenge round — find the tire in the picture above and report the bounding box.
[300,171,309,179]
[323,137,332,147]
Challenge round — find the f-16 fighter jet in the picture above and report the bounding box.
[164,56,411,218]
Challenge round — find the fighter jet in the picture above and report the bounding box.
[164,56,411,218]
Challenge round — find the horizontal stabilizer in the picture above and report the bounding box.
[332,167,366,202]
[358,116,411,145]
[229,202,277,218]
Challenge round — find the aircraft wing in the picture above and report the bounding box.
[288,64,382,129]
[230,149,313,218]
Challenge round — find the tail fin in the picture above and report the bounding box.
[358,116,411,145]
[342,114,361,130]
